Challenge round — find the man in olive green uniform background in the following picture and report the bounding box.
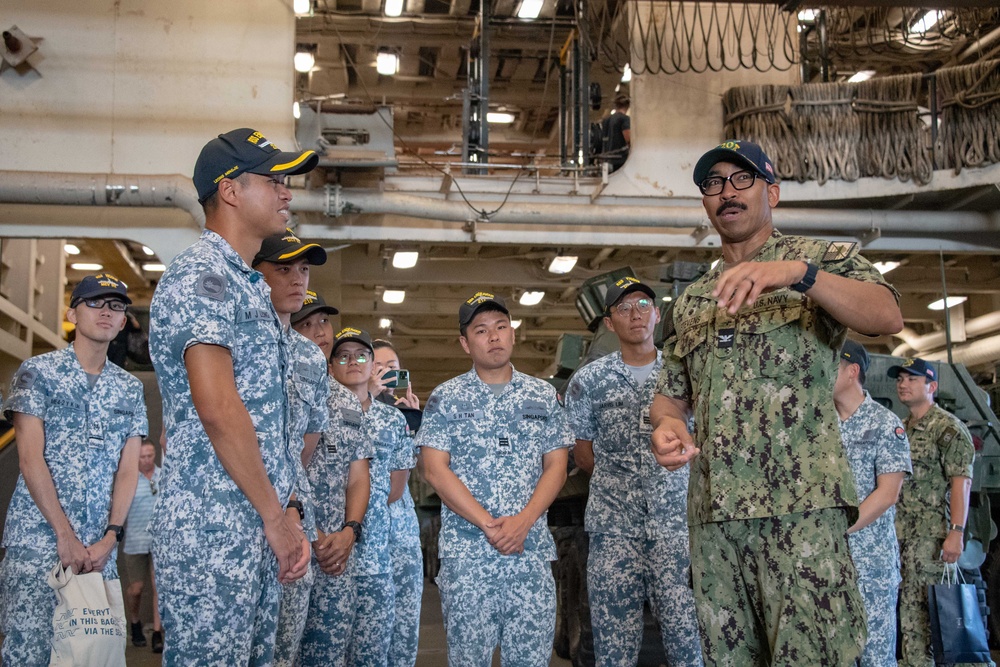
[651,140,904,666]
[890,357,979,667]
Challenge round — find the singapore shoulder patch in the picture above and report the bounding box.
[195,273,227,301]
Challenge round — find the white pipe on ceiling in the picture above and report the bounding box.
[922,334,1000,370]
[892,311,1000,357]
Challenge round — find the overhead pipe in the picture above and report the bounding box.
[2,173,1000,240]
[892,311,1000,357]
[290,186,1000,234]
[922,334,1000,370]
[0,171,205,228]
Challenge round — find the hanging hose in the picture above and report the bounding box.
[789,82,859,184]
[937,59,1000,174]
[722,85,797,181]
[854,73,931,185]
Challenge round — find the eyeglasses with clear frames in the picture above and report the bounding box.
[79,298,127,312]
[334,352,369,365]
[698,170,759,196]
[614,298,653,315]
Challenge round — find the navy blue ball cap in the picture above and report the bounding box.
[290,290,339,326]
[332,327,374,356]
[459,291,510,328]
[840,339,870,374]
[693,140,776,187]
[70,273,132,305]
[193,128,319,203]
[887,357,936,381]
[604,276,656,312]
[253,229,326,268]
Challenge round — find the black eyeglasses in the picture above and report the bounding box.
[78,298,127,312]
[613,298,654,315]
[698,170,759,196]
[334,352,369,365]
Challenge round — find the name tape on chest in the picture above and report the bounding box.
[236,308,272,324]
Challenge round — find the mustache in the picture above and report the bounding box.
[716,200,747,216]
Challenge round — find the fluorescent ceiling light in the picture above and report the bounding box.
[798,8,817,21]
[384,0,404,17]
[547,256,578,274]
[376,52,399,76]
[294,50,315,73]
[392,251,419,269]
[143,263,166,272]
[662,295,673,302]
[519,291,545,306]
[928,296,967,311]
[383,289,406,304]
[621,63,632,83]
[293,101,301,119]
[872,261,900,274]
[848,70,876,83]
[517,0,543,20]
[379,317,393,329]
[64,243,81,255]
[487,112,515,124]
[912,10,943,33]
[293,0,312,16]
[141,245,154,256]
[511,319,522,329]
[70,263,103,271]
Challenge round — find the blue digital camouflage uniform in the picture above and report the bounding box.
[0,344,147,667]
[659,231,897,666]
[839,392,911,667]
[565,351,703,667]
[415,367,573,667]
[895,403,976,667]
[274,330,330,667]
[299,380,375,666]
[149,229,296,667]
[388,423,423,667]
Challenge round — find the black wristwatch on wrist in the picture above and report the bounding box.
[287,499,305,521]
[105,524,125,543]
[342,520,362,543]
[790,261,819,293]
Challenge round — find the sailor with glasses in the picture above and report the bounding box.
[565,277,702,667]
[301,327,406,666]
[650,140,903,665]
[1,273,147,666]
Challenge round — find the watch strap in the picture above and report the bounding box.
[949,523,965,533]
[105,524,125,542]
[790,261,819,293]
[287,499,305,521]
[342,520,362,543]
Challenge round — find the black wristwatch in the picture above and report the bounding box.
[287,499,305,521]
[791,261,819,293]
[105,524,125,543]
[342,520,362,543]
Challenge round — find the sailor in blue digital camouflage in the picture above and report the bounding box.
[417,292,572,667]
[890,357,979,667]
[298,319,374,667]
[0,273,146,667]
[833,340,911,667]
[320,327,403,665]
[387,424,423,667]
[651,141,903,666]
[148,129,317,666]
[253,231,332,667]
[564,276,702,667]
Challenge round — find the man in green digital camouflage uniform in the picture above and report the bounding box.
[651,140,903,666]
[891,357,979,667]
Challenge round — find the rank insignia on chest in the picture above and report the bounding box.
[717,328,735,349]
[326,441,338,454]
[498,437,510,448]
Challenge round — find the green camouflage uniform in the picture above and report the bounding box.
[658,230,896,666]
[895,403,976,667]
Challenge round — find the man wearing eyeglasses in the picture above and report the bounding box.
[565,277,702,667]
[651,140,903,665]
[123,441,164,653]
[1,273,146,666]
[300,327,406,666]
[149,129,317,665]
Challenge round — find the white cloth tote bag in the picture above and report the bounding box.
[47,562,126,667]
